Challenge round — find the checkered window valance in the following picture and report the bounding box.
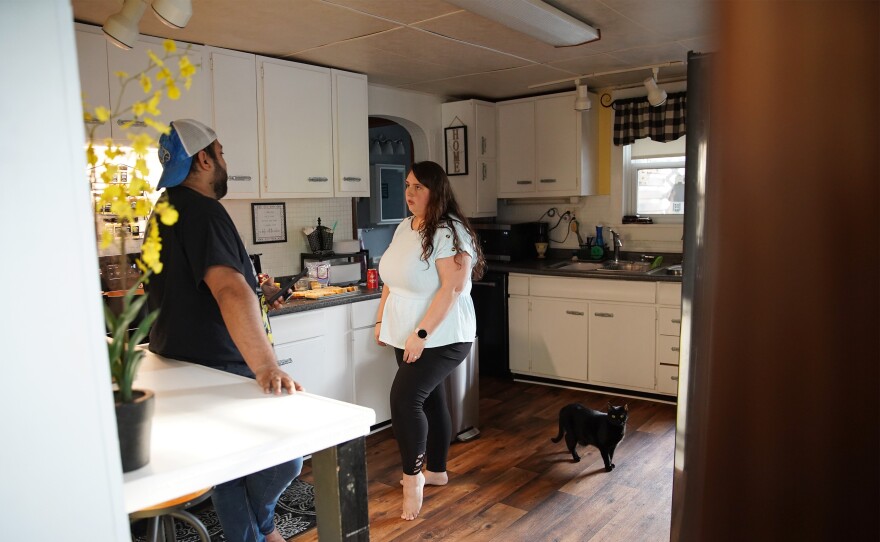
[613,91,687,146]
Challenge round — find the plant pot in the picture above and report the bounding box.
[115,389,155,473]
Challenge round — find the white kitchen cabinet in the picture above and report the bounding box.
[588,302,656,390]
[271,305,352,402]
[530,297,589,381]
[350,299,396,424]
[440,100,498,217]
[332,70,370,197]
[656,283,683,396]
[75,26,111,141]
[497,91,598,198]
[508,295,530,374]
[258,57,334,198]
[207,47,260,199]
[106,35,210,140]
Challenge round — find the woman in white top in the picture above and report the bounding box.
[375,161,486,521]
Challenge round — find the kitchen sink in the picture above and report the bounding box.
[547,261,606,272]
[548,260,655,274]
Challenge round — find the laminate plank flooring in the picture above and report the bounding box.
[294,377,676,542]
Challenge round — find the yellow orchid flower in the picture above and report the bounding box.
[166,82,180,101]
[179,56,196,78]
[86,145,98,167]
[135,158,150,177]
[163,39,176,53]
[144,117,170,135]
[130,132,154,156]
[156,67,172,81]
[114,70,128,79]
[185,77,193,90]
[147,50,164,68]
[95,106,110,122]
[134,198,151,217]
[147,92,162,115]
[132,101,146,117]
[100,229,114,249]
[139,73,152,93]
[159,206,179,226]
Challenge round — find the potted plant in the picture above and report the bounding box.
[84,39,196,472]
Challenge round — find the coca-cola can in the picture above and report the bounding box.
[367,268,379,289]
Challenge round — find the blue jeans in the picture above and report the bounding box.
[211,362,303,541]
[212,457,303,541]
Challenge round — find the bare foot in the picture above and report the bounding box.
[401,471,425,520]
[400,470,448,486]
[265,527,285,542]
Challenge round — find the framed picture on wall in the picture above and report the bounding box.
[444,126,468,176]
[251,202,287,244]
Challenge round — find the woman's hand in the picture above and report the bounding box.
[403,332,425,363]
[254,365,303,395]
[374,322,386,346]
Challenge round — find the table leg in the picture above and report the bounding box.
[312,436,370,541]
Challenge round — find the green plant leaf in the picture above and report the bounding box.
[104,303,118,330]
[116,292,149,332]
[128,307,159,355]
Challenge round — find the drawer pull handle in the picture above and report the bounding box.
[516,180,532,185]
[481,136,487,154]
[308,176,329,182]
[671,346,680,352]
[672,319,682,324]
[278,357,292,366]
[565,310,584,316]
[594,312,614,318]
[482,163,487,180]
[539,178,557,183]
[117,119,147,128]
[228,175,252,182]
[670,376,679,381]
[343,176,361,182]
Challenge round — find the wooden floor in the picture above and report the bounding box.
[295,377,677,542]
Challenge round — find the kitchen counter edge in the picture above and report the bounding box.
[487,260,683,283]
[269,288,383,316]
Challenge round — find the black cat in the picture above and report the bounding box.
[551,403,628,471]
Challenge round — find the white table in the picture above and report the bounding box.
[124,352,375,539]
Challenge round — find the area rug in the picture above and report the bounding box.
[131,479,316,541]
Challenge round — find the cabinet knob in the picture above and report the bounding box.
[671,346,680,352]
[539,178,557,184]
[670,376,679,381]
[482,163,487,180]
[516,180,532,185]
[593,312,614,318]
[672,318,682,324]
[481,136,487,155]
[565,310,584,316]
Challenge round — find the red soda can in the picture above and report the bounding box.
[367,268,378,289]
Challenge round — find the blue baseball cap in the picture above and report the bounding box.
[157,119,218,189]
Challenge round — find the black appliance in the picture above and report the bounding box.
[471,270,509,377]
[473,222,542,262]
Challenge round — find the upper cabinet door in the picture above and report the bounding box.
[497,101,536,194]
[259,58,333,197]
[75,28,112,142]
[332,70,369,197]
[535,95,577,194]
[476,103,496,159]
[208,49,260,199]
[107,36,209,140]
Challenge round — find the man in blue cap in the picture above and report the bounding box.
[146,118,301,542]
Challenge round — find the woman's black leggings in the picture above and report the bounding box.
[390,342,472,475]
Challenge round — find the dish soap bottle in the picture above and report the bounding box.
[595,224,605,249]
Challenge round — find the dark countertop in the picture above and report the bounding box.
[487,251,684,283]
[269,287,382,317]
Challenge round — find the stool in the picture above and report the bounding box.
[130,487,214,542]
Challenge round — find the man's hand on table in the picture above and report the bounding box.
[255,366,304,395]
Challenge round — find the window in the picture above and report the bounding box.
[624,137,686,222]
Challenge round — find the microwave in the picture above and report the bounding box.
[473,222,542,262]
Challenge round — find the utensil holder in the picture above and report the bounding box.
[306,226,334,254]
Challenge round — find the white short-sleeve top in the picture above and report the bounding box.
[377,216,477,349]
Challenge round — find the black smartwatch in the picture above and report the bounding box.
[415,328,428,340]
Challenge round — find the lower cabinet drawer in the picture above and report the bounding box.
[657,364,680,395]
[657,335,681,366]
[657,307,682,336]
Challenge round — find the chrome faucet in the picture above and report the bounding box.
[610,229,622,263]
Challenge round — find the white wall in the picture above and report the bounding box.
[0,2,129,541]
[368,84,445,164]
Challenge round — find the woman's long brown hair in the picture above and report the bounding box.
[410,161,486,280]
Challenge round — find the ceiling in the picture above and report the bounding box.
[71,0,716,101]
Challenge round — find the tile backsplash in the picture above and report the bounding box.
[221,197,354,279]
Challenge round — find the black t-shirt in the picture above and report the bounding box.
[146,186,259,367]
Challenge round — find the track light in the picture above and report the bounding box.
[102,0,147,50]
[152,0,192,29]
[643,67,668,107]
[446,0,599,47]
[574,79,591,111]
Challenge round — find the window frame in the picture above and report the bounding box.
[623,146,686,224]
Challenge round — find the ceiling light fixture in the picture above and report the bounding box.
[151,0,193,29]
[574,79,591,111]
[643,67,668,107]
[102,0,147,50]
[446,0,600,47]
[528,61,684,90]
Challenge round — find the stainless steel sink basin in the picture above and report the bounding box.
[548,261,606,272]
[548,260,655,274]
